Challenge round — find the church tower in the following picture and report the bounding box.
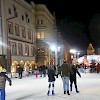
[87,43,95,55]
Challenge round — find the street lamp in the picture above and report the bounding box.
[69,49,77,65]
[50,45,58,67]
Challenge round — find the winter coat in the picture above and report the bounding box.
[58,63,73,77]
[96,63,100,71]
[18,66,23,74]
[0,72,12,89]
[70,65,81,82]
[47,67,56,82]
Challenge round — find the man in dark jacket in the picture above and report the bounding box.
[18,64,23,79]
[58,60,73,95]
[70,64,81,93]
[0,70,12,100]
[47,65,56,95]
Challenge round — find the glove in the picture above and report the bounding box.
[56,74,58,78]
[9,82,12,86]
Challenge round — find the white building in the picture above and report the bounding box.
[0,0,59,72]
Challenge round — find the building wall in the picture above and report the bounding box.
[0,0,64,71]
[0,0,36,71]
[35,4,57,66]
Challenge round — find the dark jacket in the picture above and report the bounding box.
[0,72,12,89]
[70,65,81,82]
[58,62,73,77]
[18,66,23,74]
[47,67,56,82]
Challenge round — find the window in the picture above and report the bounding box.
[8,8,11,14]
[15,12,18,17]
[25,45,29,56]
[12,42,17,55]
[22,15,24,21]
[37,20,39,25]
[37,32,40,38]
[41,31,44,38]
[28,19,30,23]
[41,47,45,53]
[37,31,44,39]
[22,27,26,38]
[41,20,43,24]
[15,24,19,36]
[28,29,31,39]
[18,43,23,55]
[31,46,35,56]
[8,22,13,34]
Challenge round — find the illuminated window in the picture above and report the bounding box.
[15,24,19,36]
[37,32,40,38]
[28,29,31,39]
[37,48,40,52]
[22,27,26,38]
[25,45,29,56]
[8,22,13,34]
[41,31,44,38]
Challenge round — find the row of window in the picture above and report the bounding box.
[8,6,44,25]
[37,19,44,25]
[8,5,30,23]
[8,21,31,39]
[10,41,35,56]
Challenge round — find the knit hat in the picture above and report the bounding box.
[0,65,6,73]
[0,65,2,72]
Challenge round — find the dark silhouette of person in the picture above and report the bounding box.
[42,65,46,77]
[0,69,12,100]
[58,60,73,95]
[47,65,56,95]
[70,64,81,93]
[18,64,23,79]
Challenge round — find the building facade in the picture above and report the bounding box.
[35,4,58,66]
[0,0,64,72]
[0,0,36,72]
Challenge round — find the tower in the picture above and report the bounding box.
[87,43,95,55]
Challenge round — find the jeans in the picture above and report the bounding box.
[62,76,69,91]
[0,88,5,100]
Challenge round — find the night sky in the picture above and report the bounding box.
[26,0,100,52]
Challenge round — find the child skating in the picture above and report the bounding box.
[47,65,56,96]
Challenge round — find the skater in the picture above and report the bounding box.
[18,64,23,79]
[0,68,12,100]
[58,60,73,95]
[35,70,38,78]
[70,64,81,93]
[47,65,56,96]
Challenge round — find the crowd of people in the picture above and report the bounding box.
[0,60,100,99]
[46,60,81,95]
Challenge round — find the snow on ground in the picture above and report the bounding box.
[6,72,100,100]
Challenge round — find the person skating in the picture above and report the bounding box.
[0,68,12,100]
[70,64,81,93]
[18,64,23,79]
[47,65,56,96]
[58,60,73,95]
